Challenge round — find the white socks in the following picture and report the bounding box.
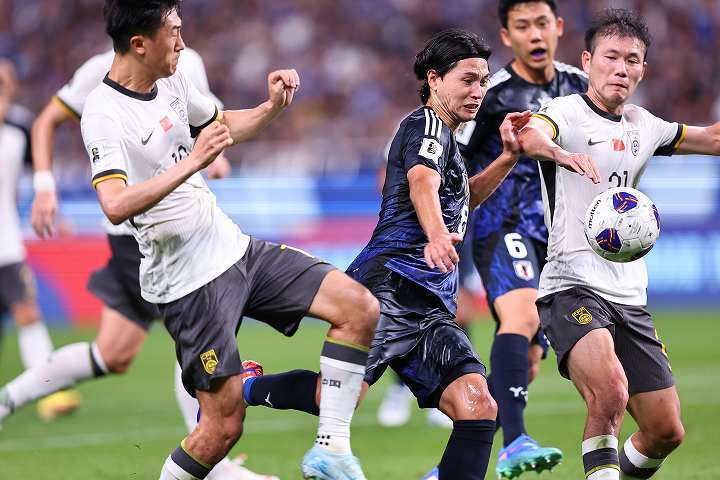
[159,455,202,480]
[18,321,53,368]
[316,340,368,454]
[583,435,620,479]
[4,342,106,409]
[620,435,665,478]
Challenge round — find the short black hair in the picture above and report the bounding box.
[104,0,181,54]
[413,29,491,104]
[585,8,652,58]
[498,0,558,28]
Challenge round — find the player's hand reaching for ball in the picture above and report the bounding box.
[424,231,463,273]
[192,121,233,170]
[267,69,300,111]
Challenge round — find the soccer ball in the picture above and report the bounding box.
[584,187,660,263]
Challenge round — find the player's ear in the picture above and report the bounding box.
[581,50,592,74]
[555,16,564,38]
[129,35,146,56]
[426,69,440,91]
[500,28,512,48]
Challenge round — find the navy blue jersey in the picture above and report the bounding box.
[457,61,587,243]
[348,107,469,314]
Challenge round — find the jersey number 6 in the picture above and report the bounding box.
[504,233,528,259]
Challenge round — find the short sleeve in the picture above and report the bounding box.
[648,114,686,156]
[81,112,128,189]
[402,109,445,175]
[532,97,572,146]
[55,52,111,118]
[181,71,221,138]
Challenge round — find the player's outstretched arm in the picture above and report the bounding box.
[220,69,299,144]
[408,165,462,273]
[675,124,720,155]
[95,122,232,225]
[30,100,75,238]
[519,118,600,183]
[468,111,531,209]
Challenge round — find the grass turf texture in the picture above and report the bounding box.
[1,312,718,479]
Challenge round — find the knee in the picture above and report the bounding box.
[648,421,685,453]
[586,381,628,420]
[452,380,497,421]
[344,286,379,333]
[217,417,244,451]
[102,349,136,374]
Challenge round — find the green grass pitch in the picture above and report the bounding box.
[1,312,718,479]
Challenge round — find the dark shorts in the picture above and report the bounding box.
[474,228,549,356]
[537,286,675,395]
[0,262,36,314]
[87,234,160,330]
[159,237,335,396]
[360,269,486,408]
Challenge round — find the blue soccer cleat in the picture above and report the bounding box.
[420,466,439,480]
[496,434,563,479]
[301,446,367,480]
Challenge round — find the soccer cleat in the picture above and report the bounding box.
[37,390,82,421]
[377,383,413,427]
[420,466,439,480]
[425,408,453,429]
[301,446,367,480]
[207,454,279,480]
[241,360,264,382]
[495,434,563,479]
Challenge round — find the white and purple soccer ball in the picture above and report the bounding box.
[584,187,660,263]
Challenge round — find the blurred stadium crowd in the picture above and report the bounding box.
[1,0,720,179]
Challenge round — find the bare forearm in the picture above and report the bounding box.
[31,115,58,173]
[100,156,199,225]
[410,177,448,240]
[518,126,564,162]
[222,101,282,143]
[469,152,517,209]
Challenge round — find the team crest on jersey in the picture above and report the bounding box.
[513,260,535,280]
[200,349,219,374]
[571,307,593,325]
[419,137,443,164]
[170,97,188,124]
[628,130,640,156]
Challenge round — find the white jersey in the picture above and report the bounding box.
[0,108,31,266]
[81,71,249,304]
[55,48,222,236]
[534,93,685,305]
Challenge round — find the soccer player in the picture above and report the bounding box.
[0,59,82,421]
[80,2,378,479]
[0,44,273,480]
[518,8,720,479]
[455,1,587,476]
[240,28,598,480]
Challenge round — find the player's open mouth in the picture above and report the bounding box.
[530,48,547,60]
[464,104,480,112]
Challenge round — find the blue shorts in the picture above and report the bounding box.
[355,268,486,408]
[473,228,549,355]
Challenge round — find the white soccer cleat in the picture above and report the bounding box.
[207,455,279,480]
[377,383,413,427]
[301,446,366,480]
[425,408,453,429]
